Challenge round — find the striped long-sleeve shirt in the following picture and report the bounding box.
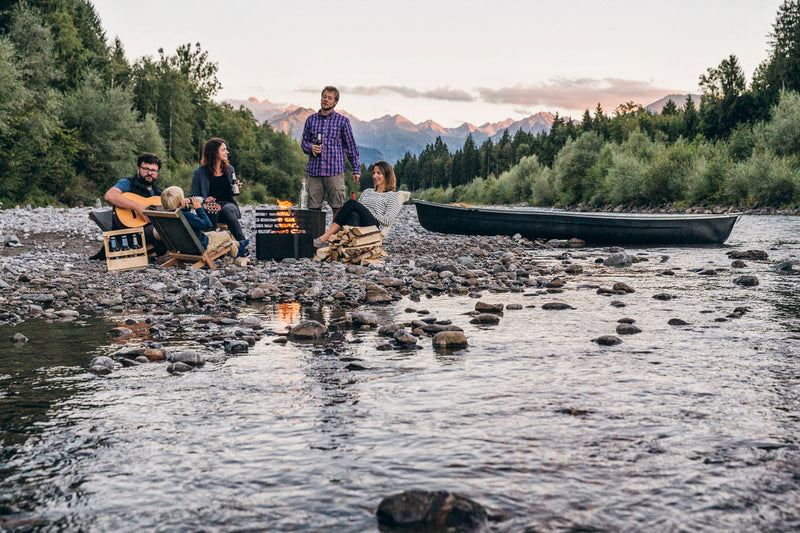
[301,110,360,177]
[358,188,401,228]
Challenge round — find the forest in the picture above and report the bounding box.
[0,0,310,207]
[396,1,800,209]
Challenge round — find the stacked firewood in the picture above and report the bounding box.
[313,225,387,265]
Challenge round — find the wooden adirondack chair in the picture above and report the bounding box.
[142,208,233,269]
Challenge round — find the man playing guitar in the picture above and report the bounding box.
[103,152,166,256]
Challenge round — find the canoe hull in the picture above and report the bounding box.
[414,200,740,245]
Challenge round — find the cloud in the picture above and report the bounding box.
[298,85,474,102]
[476,78,682,111]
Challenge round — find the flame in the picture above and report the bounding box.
[275,200,302,234]
[277,302,301,326]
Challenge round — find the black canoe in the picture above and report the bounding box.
[414,200,740,245]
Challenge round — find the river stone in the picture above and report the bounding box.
[288,320,327,339]
[224,339,249,354]
[617,317,636,324]
[379,276,404,287]
[593,335,622,346]
[604,252,633,268]
[108,326,133,338]
[88,356,115,371]
[393,329,418,345]
[248,287,267,300]
[616,323,642,335]
[352,311,379,326]
[698,269,718,276]
[0,279,9,289]
[167,362,195,374]
[143,348,166,361]
[378,323,405,336]
[433,331,469,348]
[469,313,500,325]
[564,264,583,274]
[612,282,635,293]
[726,250,768,260]
[568,237,585,248]
[668,318,689,326]
[241,316,261,328]
[610,300,626,308]
[475,301,503,313]
[376,343,394,351]
[733,275,759,287]
[56,310,79,318]
[652,293,673,300]
[376,490,487,531]
[168,350,205,366]
[365,288,392,303]
[730,260,747,268]
[12,332,27,344]
[541,302,574,310]
[506,303,522,310]
[771,260,794,272]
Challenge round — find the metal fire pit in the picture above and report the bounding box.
[255,207,325,260]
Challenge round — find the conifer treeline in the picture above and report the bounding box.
[0,1,307,207]
[396,1,800,208]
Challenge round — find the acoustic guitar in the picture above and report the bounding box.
[114,192,221,228]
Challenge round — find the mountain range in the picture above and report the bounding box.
[228,94,695,164]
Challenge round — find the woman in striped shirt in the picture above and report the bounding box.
[313,161,401,247]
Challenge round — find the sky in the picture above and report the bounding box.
[91,0,783,127]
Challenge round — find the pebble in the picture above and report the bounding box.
[616,323,642,335]
[469,313,500,325]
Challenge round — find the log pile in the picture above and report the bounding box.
[313,225,387,265]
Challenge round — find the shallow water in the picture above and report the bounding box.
[1,215,799,531]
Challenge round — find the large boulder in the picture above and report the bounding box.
[376,490,487,531]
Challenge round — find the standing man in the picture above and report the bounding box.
[301,86,360,219]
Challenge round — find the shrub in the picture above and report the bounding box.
[551,131,604,204]
[641,138,694,204]
[764,90,800,157]
[724,150,799,206]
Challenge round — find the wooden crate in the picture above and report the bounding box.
[104,227,149,271]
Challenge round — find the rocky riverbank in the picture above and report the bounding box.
[0,204,793,359]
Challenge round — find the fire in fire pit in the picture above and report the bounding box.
[256,203,325,260]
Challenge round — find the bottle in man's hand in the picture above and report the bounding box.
[313,132,322,156]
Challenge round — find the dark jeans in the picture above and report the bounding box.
[332,199,380,227]
[210,202,246,241]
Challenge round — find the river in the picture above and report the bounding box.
[1,215,799,531]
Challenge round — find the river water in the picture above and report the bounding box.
[1,215,799,532]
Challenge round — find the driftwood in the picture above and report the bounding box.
[314,225,387,265]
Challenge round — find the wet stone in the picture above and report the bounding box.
[108,327,133,338]
[393,330,418,345]
[168,350,206,366]
[11,333,28,344]
[288,320,327,339]
[469,313,500,325]
[433,331,469,348]
[668,318,689,326]
[593,335,622,346]
[167,362,195,374]
[733,275,759,287]
[610,301,626,308]
[541,302,574,310]
[475,301,504,313]
[351,311,379,326]
[224,339,249,354]
[731,260,747,268]
[616,323,642,335]
[617,318,636,324]
[376,490,487,531]
[612,282,635,293]
[653,293,674,301]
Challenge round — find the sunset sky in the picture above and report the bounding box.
[92,0,782,127]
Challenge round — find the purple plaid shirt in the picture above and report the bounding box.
[301,110,360,177]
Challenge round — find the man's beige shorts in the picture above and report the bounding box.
[307,173,346,209]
